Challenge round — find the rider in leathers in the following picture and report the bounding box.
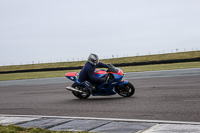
[78,53,108,93]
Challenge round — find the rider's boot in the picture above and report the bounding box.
[84,81,96,94]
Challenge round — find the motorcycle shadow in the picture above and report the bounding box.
[71,96,134,101]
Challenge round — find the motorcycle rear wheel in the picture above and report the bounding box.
[116,82,135,97]
[71,83,90,99]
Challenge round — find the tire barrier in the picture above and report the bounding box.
[0,57,200,74]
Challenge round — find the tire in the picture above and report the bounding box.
[116,82,135,97]
[71,83,90,99]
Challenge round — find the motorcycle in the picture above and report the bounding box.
[65,64,135,99]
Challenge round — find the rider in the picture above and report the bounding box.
[78,53,108,94]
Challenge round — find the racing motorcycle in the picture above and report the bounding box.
[65,64,135,99]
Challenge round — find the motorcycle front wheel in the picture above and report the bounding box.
[116,82,135,97]
[71,83,90,99]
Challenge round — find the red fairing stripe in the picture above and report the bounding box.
[65,72,77,77]
[108,69,123,76]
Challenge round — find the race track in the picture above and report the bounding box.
[0,68,200,122]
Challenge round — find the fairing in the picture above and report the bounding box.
[65,72,79,82]
[119,80,128,87]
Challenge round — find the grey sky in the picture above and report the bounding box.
[0,0,200,66]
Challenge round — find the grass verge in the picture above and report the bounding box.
[0,62,199,81]
[0,124,90,133]
[0,51,200,72]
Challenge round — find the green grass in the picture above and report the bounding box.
[102,50,200,64]
[0,51,200,72]
[0,124,90,133]
[0,62,199,81]
[0,69,80,81]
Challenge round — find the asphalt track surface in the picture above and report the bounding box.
[0,68,200,122]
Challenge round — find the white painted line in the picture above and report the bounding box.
[1,114,200,125]
[141,124,200,133]
[0,116,38,125]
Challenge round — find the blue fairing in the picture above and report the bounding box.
[119,80,128,87]
[93,73,123,95]
[96,81,118,95]
[94,74,105,78]
[113,74,123,81]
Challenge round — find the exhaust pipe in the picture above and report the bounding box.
[66,86,85,93]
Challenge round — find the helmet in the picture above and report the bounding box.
[88,53,99,66]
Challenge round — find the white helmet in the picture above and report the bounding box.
[88,53,99,66]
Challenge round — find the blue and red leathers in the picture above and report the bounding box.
[78,61,108,84]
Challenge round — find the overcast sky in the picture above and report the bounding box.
[0,0,200,66]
